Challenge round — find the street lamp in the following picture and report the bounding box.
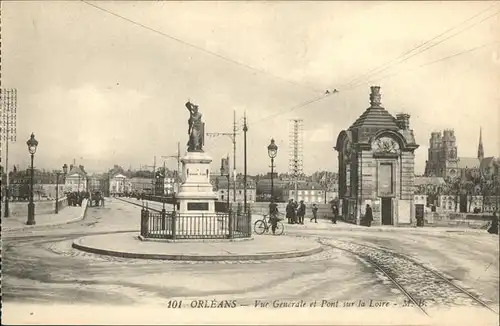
[55,164,68,214]
[267,138,278,201]
[26,133,38,225]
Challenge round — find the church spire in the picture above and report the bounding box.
[478,127,484,160]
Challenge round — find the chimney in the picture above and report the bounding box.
[369,86,382,107]
[396,113,410,130]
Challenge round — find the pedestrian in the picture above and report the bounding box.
[268,199,279,235]
[363,204,373,227]
[331,203,338,224]
[286,199,294,224]
[487,211,498,235]
[310,204,318,223]
[297,200,306,224]
[292,199,298,224]
[101,194,105,207]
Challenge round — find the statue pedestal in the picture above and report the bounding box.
[177,151,218,215]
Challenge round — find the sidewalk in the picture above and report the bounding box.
[72,231,323,261]
[2,205,85,232]
[281,218,489,235]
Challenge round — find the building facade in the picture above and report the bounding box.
[109,173,132,195]
[215,176,257,203]
[64,165,87,193]
[335,86,419,226]
[283,182,328,204]
[130,177,154,194]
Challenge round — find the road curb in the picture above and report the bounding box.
[115,197,165,212]
[4,199,89,232]
[71,235,323,261]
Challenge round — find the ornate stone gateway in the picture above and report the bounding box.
[334,86,419,226]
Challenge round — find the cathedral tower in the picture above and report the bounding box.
[478,127,484,160]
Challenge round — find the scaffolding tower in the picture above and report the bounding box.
[289,119,303,201]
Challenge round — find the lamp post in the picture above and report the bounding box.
[26,133,39,225]
[267,139,278,201]
[55,164,68,214]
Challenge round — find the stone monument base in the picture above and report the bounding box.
[176,151,219,216]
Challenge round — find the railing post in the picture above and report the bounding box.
[247,204,252,236]
[161,208,166,231]
[140,207,149,237]
[228,208,234,239]
[171,211,177,240]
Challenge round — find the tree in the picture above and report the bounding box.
[443,176,464,212]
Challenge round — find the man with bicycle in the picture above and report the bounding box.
[268,199,279,235]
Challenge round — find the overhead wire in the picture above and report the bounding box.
[252,5,500,125]
[341,3,500,89]
[341,41,500,91]
[80,0,323,94]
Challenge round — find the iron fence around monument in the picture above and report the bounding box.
[140,208,252,240]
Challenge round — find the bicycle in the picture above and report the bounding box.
[253,213,285,235]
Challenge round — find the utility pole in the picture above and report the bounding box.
[152,156,156,196]
[206,110,238,202]
[243,111,248,213]
[162,141,181,196]
[1,89,17,218]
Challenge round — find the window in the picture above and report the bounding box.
[378,163,393,195]
[221,195,224,200]
[304,190,309,195]
[311,191,315,195]
[239,190,242,195]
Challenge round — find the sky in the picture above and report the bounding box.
[2,1,499,175]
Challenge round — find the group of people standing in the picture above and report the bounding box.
[285,199,320,224]
[66,192,86,207]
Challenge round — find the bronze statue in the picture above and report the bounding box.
[185,101,204,152]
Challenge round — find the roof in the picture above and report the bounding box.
[67,165,86,177]
[457,157,480,169]
[414,176,446,186]
[111,173,128,179]
[479,157,496,170]
[349,106,399,130]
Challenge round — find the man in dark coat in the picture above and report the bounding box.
[310,204,318,223]
[297,200,306,225]
[292,200,298,224]
[286,199,294,224]
[268,200,279,235]
[363,204,373,227]
[487,211,498,235]
[331,204,338,224]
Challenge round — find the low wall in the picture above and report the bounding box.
[5,197,68,217]
[423,211,494,228]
